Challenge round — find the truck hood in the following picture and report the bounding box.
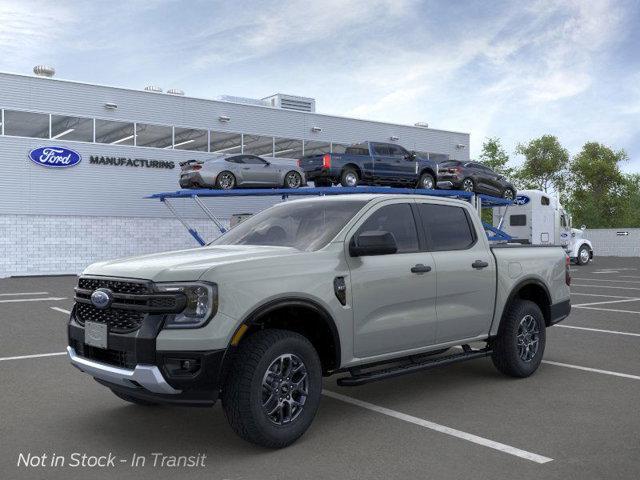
[82,245,300,282]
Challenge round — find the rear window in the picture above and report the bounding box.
[345,143,369,156]
[417,203,476,251]
[510,215,527,226]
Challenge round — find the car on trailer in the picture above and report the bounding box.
[179,154,306,190]
[437,160,517,200]
[66,187,570,448]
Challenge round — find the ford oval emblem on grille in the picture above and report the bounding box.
[91,288,113,309]
[28,146,82,168]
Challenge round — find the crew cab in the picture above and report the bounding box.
[298,142,439,189]
[67,193,571,448]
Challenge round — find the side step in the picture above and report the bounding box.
[337,346,492,387]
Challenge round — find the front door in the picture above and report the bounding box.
[347,201,438,358]
[242,155,279,185]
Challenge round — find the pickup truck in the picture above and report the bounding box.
[298,141,439,189]
[67,193,571,448]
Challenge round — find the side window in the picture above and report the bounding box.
[243,155,267,165]
[226,156,244,164]
[372,144,390,156]
[541,196,550,206]
[510,215,527,226]
[356,203,419,253]
[417,203,476,251]
[387,145,404,157]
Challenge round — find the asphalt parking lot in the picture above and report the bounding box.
[1,257,639,480]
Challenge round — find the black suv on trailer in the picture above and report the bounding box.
[437,160,516,199]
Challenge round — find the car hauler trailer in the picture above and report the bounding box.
[146,186,514,245]
[492,189,593,265]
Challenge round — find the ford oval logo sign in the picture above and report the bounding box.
[91,288,113,309]
[514,195,530,206]
[28,146,82,168]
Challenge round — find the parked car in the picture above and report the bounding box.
[179,154,306,190]
[298,141,438,189]
[437,160,516,199]
[67,193,570,448]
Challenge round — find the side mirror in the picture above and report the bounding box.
[404,152,416,160]
[581,224,586,230]
[349,230,398,257]
[264,161,271,166]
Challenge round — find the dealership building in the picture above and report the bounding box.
[0,68,470,276]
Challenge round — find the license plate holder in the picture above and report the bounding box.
[85,321,108,349]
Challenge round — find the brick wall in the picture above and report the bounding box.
[0,215,228,277]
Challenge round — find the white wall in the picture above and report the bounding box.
[583,228,640,257]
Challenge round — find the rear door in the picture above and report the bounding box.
[415,201,496,343]
[346,201,438,357]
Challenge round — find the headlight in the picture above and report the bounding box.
[156,282,218,328]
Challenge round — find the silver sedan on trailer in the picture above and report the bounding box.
[179,154,307,190]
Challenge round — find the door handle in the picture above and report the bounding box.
[411,264,432,274]
[242,167,250,170]
[472,260,489,269]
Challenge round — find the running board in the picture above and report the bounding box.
[337,346,492,387]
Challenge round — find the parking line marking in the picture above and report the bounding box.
[572,278,640,285]
[0,297,67,304]
[322,389,553,464]
[542,361,640,381]
[572,298,640,307]
[572,306,640,314]
[571,284,640,291]
[556,325,640,337]
[0,352,66,362]
[570,293,638,299]
[51,307,71,315]
[0,291,49,296]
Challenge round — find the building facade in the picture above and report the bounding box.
[0,71,470,276]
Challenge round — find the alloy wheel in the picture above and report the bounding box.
[218,173,235,189]
[286,172,301,189]
[262,354,309,425]
[503,189,514,200]
[516,314,540,362]
[462,179,474,192]
[421,176,434,189]
[345,172,358,187]
[579,247,590,264]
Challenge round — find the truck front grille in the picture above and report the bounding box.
[75,303,144,334]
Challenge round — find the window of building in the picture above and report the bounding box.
[50,115,93,142]
[356,203,419,254]
[510,215,527,226]
[135,123,173,148]
[273,137,303,159]
[303,140,331,156]
[417,203,475,251]
[95,119,135,145]
[210,131,242,154]
[243,135,274,156]
[3,110,50,138]
[173,127,208,151]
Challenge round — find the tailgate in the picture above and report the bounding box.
[298,154,329,173]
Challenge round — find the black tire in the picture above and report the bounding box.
[461,178,475,192]
[111,389,158,406]
[576,245,591,265]
[313,179,332,187]
[222,329,322,448]
[502,188,516,200]
[215,171,236,190]
[340,168,359,187]
[283,171,303,189]
[417,172,435,190]
[491,299,546,378]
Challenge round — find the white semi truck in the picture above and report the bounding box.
[493,189,594,265]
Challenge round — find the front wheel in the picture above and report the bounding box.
[576,245,591,265]
[284,171,303,189]
[222,329,322,448]
[491,299,546,378]
[461,178,475,192]
[417,172,435,190]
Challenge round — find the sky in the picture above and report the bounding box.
[1,0,639,171]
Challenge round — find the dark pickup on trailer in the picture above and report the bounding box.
[298,141,439,189]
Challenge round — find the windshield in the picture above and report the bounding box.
[210,199,368,251]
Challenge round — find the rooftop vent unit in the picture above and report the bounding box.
[217,95,270,107]
[144,85,163,93]
[262,93,316,113]
[414,122,429,128]
[33,65,55,78]
[167,88,185,96]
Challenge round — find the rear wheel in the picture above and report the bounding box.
[222,329,322,448]
[461,178,475,192]
[111,389,158,406]
[417,172,435,189]
[491,299,546,378]
[340,168,359,187]
[576,245,591,265]
[284,171,303,189]
[216,171,236,190]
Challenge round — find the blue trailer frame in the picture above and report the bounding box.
[146,187,513,246]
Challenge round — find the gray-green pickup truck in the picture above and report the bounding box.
[67,193,571,448]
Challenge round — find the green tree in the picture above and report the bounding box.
[619,174,640,228]
[515,135,569,193]
[479,137,514,177]
[566,142,628,228]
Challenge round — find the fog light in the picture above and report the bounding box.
[164,357,201,377]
